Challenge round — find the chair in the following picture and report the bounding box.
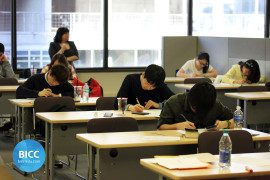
[96,97,117,110]
[237,86,268,92]
[87,117,138,179]
[34,97,75,136]
[198,130,255,155]
[87,117,139,133]
[184,78,212,84]
[0,78,18,85]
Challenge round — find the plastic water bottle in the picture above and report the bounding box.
[82,83,89,102]
[219,130,232,168]
[234,106,244,129]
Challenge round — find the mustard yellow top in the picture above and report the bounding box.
[222,64,264,83]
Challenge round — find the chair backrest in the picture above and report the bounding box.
[198,130,254,155]
[34,96,75,113]
[184,78,212,84]
[237,86,268,92]
[0,78,18,85]
[87,117,138,133]
[96,97,117,110]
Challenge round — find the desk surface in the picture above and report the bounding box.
[175,83,265,90]
[36,109,161,124]
[165,77,185,83]
[76,128,270,149]
[0,86,19,92]
[18,78,27,84]
[225,92,270,100]
[140,152,270,180]
[9,97,99,108]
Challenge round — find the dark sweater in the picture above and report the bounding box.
[116,74,174,106]
[16,74,74,99]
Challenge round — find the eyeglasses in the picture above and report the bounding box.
[198,60,208,67]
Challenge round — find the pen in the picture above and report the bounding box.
[136,98,140,105]
[245,166,253,173]
[180,114,188,121]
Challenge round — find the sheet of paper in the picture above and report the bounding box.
[155,157,210,170]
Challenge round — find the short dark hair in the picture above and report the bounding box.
[49,54,69,69]
[239,59,261,83]
[187,82,216,116]
[53,27,69,43]
[0,43,4,53]
[144,64,165,88]
[49,64,70,84]
[197,52,210,73]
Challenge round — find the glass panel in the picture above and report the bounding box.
[0,0,12,62]
[108,0,187,67]
[193,0,265,37]
[16,0,103,69]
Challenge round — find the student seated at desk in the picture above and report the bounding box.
[0,42,15,78]
[16,64,74,98]
[222,59,262,84]
[158,82,234,130]
[176,52,218,78]
[116,64,174,113]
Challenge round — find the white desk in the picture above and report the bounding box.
[76,129,270,180]
[225,92,270,128]
[165,77,185,83]
[140,152,270,180]
[36,109,160,180]
[9,97,99,142]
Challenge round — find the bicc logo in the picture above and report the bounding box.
[13,139,45,173]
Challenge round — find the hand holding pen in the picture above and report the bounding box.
[128,98,144,112]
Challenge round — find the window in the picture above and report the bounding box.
[193,0,265,38]
[0,0,11,61]
[108,0,187,67]
[16,0,103,69]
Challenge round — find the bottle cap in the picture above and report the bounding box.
[236,106,241,110]
[223,129,228,134]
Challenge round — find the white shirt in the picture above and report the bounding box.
[181,59,213,75]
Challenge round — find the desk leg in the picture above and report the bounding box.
[14,105,19,144]
[17,106,22,142]
[49,124,54,180]
[45,122,49,180]
[21,107,25,140]
[87,145,93,180]
[255,141,270,152]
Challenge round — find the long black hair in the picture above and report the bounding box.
[238,59,260,83]
[53,27,69,43]
[197,52,210,73]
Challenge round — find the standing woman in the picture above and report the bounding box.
[49,27,79,68]
[176,52,218,78]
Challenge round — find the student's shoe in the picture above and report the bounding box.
[54,160,63,169]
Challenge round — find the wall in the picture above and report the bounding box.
[77,71,140,97]
[163,36,270,81]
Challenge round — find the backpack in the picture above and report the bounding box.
[73,77,102,97]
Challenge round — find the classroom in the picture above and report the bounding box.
[1,0,270,179]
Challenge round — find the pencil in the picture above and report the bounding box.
[136,98,140,105]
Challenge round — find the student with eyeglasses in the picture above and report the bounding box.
[176,52,218,78]
[222,59,262,84]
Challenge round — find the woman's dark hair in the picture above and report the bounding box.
[0,43,4,53]
[53,27,69,43]
[48,54,69,69]
[197,52,210,74]
[144,64,165,88]
[239,59,260,83]
[187,82,216,117]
